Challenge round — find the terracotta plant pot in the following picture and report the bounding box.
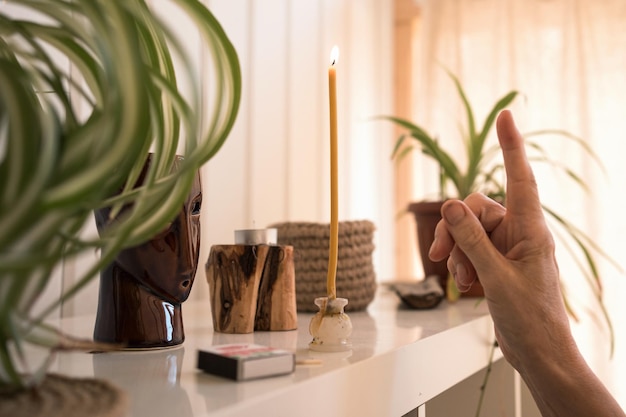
[407,201,448,289]
[407,201,484,298]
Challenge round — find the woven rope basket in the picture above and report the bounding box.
[271,220,377,312]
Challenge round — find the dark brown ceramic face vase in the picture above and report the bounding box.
[93,155,202,348]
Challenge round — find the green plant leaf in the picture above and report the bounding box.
[0,0,242,388]
[376,115,462,197]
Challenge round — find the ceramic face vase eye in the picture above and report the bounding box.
[94,155,202,348]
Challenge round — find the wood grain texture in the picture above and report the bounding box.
[206,244,297,334]
[206,245,262,333]
[255,245,297,331]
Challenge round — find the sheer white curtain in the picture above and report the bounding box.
[410,0,626,405]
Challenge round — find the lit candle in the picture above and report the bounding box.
[327,45,339,300]
[234,228,277,245]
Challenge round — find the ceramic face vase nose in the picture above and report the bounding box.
[93,155,202,348]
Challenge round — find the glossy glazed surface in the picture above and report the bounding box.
[94,156,202,348]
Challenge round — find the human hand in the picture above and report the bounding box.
[429,109,625,417]
[428,110,574,368]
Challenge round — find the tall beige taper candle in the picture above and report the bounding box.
[327,45,339,300]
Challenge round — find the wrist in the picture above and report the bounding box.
[515,335,623,417]
[515,324,581,383]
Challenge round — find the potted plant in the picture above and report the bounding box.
[382,69,620,416]
[383,71,517,298]
[379,70,617,350]
[0,0,240,412]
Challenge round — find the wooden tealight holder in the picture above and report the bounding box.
[206,244,298,334]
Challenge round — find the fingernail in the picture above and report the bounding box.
[443,202,466,225]
[454,264,470,292]
[428,230,439,258]
[456,263,468,285]
[456,263,475,288]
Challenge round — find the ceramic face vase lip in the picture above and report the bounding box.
[95,154,202,304]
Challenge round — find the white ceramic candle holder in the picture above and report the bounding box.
[308,297,352,352]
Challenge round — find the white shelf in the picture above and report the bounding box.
[51,286,498,417]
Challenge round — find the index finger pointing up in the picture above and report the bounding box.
[496,110,542,216]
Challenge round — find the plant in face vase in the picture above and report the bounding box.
[93,155,203,348]
[0,0,241,395]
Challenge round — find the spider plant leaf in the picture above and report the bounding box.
[468,90,517,175]
[560,283,580,322]
[548,219,616,357]
[443,68,477,140]
[391,136,415,162]
[446,275,461,302]
[528,156,591,193]
[481,164,505,194]
[542,204,618,356]
[525,129,606,175]
[391,133,409,158]
[544,204,622,272]
[376,115,433,143]
[22,320,120,352]
[0,341,22,387]
[476,91,518,145]
[0,0,242,389]
[377,115,462,196]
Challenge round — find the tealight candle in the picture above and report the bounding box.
[234,228,277,245]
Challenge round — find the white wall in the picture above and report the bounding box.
[195,0,395,301]
[59,0,395,315]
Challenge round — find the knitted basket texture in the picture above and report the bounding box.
[270,220,377,312]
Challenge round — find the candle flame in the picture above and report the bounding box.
[330,45,339,67]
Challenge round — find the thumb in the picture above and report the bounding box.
[441,200,504,278]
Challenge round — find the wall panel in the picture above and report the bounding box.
[247,0,290,228]
[287,1,324,221]
[197,0,252,301]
